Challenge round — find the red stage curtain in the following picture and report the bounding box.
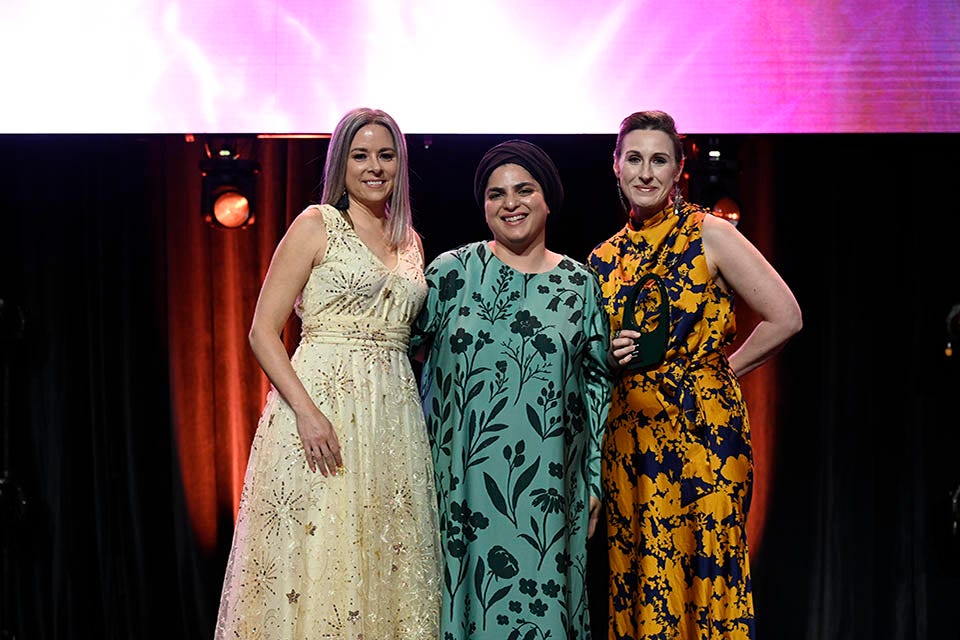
[161,134,781,557]
[735,136,778,556]
[163,137,325,552]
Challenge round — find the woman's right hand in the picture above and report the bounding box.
[296,406,343,476]
[608,328,641,370]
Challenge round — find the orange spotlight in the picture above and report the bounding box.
[712,196,741,227]
[200,148,260,230]
[212,191,252,229]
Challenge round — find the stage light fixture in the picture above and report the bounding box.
[712,196,741,226]
[200,146,261,229]
[685,135,742,224]
[946,304,960,357]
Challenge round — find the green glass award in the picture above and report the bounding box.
[621,273,669,370]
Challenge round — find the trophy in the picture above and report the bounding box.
[620,273,669,371]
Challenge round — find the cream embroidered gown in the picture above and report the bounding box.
[215,204,442,640]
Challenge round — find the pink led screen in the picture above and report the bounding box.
[1,0,957,134]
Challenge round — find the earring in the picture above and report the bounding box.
[616,179,629,213]
[335,190,349,210]
[672,183,682,213]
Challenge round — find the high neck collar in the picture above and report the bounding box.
[627,201,679,233]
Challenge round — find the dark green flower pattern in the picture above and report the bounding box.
[411,242,611,639]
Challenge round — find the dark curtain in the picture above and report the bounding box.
[0,134,325,640]
[0,135,201,639]
[1,133,958,640]
[753,133,960,640]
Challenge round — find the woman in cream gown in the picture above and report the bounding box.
[214,108,441,640]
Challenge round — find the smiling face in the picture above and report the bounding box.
[483,163,549,254]
[614,128,683,220]
[344,124,397,210]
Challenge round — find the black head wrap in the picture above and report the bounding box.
[473,140,564,214]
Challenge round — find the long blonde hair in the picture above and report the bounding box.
[321,107,414,248]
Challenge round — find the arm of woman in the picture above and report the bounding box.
[409,249,445,365]
[249,207,343,476]
[702,213,803,378]
[581,273,613,538]
[409,232,429,363]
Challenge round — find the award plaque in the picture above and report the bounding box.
[620,273,669,370]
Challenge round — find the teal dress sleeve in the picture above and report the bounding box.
[410,254,444,356]
[581,270,612,501]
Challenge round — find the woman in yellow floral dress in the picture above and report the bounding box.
[587,111,802,639]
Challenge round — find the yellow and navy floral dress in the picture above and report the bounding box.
[587,202,755,639]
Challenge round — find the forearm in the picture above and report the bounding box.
[249,325,315,416]
[728,318,800,378]
[584,386,610,501]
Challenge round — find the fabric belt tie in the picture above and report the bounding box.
[300,315,410,352]
[658,350,727,433]
[655,350,729,506]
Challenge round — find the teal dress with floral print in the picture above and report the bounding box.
[411,241,611,640]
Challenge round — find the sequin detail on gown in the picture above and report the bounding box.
[215,204,441,640]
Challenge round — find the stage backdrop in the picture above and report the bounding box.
[2,132,958,640]
[1,1,958,134]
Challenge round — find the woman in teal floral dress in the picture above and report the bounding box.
[412,140,612,639]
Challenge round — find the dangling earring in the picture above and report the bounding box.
[616,179,629,214]
[672,182,682,214]
[335,190,349,210]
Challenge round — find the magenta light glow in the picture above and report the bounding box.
[1,0,957,134]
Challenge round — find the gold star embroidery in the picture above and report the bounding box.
[305,522,316,536]
[287,589,300,604]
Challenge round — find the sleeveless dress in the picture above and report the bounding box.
[587,202,755,639]
[411,241,611,640]
[215,204,441,640]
